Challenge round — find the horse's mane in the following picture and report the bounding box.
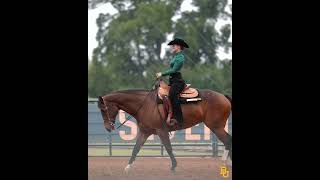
[113,89,150,94]
[107,89,155,97]
[116,89,150,93]
[102,88,156,102]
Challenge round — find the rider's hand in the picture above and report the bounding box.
[156,72,162,79]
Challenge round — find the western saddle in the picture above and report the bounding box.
[157,80,201,127]
[157,80,199,100]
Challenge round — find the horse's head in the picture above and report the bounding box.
[98,96,119,132]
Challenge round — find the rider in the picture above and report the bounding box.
[156,38,189,128]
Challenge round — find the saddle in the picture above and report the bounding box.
[157,80,201,102]
[157,79,201,127]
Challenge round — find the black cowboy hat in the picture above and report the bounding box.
[168,38,189,48]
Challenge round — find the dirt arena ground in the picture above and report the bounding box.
[89,157,232,180]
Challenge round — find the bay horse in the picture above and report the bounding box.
[98,79,232,172]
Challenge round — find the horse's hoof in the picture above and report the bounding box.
[171,161,177,172]
[222,150,229,161]
[124,164,132,173]
[171,167,176,173]
[226,158,232,167]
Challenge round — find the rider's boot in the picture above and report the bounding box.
[163,96,177,126]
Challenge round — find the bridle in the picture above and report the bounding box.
[101,102,117,130]
[103,79,160,130]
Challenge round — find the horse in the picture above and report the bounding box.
[97,79,232,172]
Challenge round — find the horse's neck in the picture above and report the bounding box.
[105,91,149,117]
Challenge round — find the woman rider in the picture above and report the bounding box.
[156,38,189,128]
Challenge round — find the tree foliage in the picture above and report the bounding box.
[88,0,232,97]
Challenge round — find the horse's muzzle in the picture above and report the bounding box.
[105,122,115,132]
[110,122,115,130]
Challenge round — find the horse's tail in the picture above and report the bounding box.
[224,95,232,110]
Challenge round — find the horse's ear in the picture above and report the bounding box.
[98,96,105,109]
[152,80,159,90]
[156,80,161,89]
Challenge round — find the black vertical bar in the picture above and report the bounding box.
[109,133,112,156]
[161,143,164,156]
[212,133,218,157]
[211,133,215,157]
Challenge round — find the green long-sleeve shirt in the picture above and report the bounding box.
[161,51,184,76]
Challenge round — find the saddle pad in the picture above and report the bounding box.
[157,89,201,104]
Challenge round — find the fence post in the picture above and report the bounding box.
[211,133,218,157]
[215,135,218,157]
[161,143,164,156]
[109,133,112,156]
[211,133,214,157]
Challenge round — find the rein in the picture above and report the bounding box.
[116,79,159,129]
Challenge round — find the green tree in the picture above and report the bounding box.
[88,0,232,97]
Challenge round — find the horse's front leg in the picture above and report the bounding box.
[125,131,151,173]
[156,129,177,172]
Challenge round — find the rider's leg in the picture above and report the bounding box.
[169,82,185,127]
[163,95,174,124]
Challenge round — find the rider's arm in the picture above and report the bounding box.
[161,55,184,76]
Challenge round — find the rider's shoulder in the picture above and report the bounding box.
[175,53,184,59]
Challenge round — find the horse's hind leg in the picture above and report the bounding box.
[156,129,177,172]
[204,96,232,160]
[204,120,232,160]
[211,127,232,160]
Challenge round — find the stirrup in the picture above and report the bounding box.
[166,112,176,126]
[167,118,177,126]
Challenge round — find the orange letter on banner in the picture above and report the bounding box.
[204,124,211,140]
[118,110,137,140]
[185,124,200,140]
